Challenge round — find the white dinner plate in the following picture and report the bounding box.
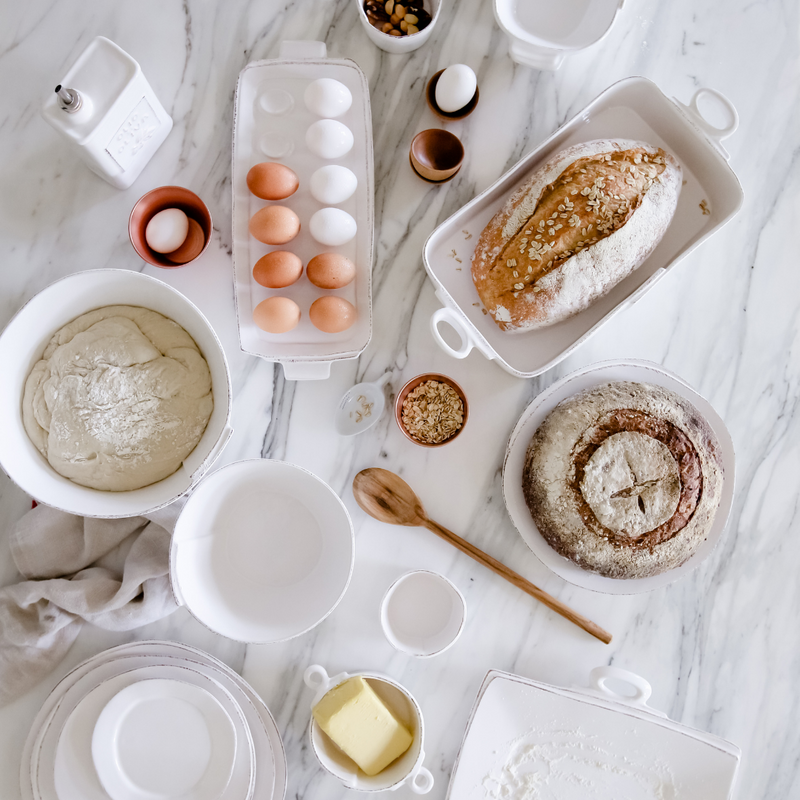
[91,679,237,800]
[49,665,253,800]
[502,360,736,594]
[25,645,282,800]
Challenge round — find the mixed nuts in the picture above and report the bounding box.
[363,1,433,37]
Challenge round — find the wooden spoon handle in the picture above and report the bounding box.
[422,518,612,644]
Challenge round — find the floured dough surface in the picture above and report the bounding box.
[23,305,213,492]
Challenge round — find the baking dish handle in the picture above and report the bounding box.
[588,666,667,716]
[282,360,332,381]
[673,88,739,161]
[431,307,477,359]
[508,40,565,71]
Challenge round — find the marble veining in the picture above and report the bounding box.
[1,0,799,798]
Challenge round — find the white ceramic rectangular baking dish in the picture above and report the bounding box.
[494,0,625,70]
[231,41,374,380]
[447,667,740,799]
[423,77,743,379]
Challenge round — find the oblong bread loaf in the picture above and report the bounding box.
[471,139,682,332]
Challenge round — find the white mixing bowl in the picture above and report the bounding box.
[170,460,355,643]
[0,269,232,518]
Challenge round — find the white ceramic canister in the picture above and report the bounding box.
[41,37,172,189]
[304,665,434,794]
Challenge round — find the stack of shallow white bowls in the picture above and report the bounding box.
[20,640,287,800]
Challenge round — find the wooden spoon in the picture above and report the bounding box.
[353,467,612,645]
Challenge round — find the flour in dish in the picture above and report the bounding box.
[23,305,213,491]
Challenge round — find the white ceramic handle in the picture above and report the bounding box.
[279,40,327,59]
[304,664,330,691]
[674,87,739,160]
[408,764,434,794]
[589,666,652,704]
[508,41,565,71]
[281,360,332,381]
[431,307,475,359]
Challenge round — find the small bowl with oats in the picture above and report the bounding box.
[395,373,468,447]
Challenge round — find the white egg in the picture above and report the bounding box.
[304,78,353,118]
[310,165,358,205]
[145,208,189,254]
[310,208,357,246]
[435,64,478,114]
[306,120,354,160]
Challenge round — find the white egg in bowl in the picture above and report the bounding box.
[306,119,354,159]
[171,459,355,643]
[310,165,358,205]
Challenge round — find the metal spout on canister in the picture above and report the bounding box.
[55,85,83,113]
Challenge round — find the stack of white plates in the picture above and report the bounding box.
[21,641,287,800]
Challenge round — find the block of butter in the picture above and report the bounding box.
[312,676,413,776]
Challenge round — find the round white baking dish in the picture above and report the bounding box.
[502,360,735,594]
[0,269,232,518]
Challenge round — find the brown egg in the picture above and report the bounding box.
[307,253,356,289]
[249,206,301,245]
[165,218,206,264]
[253,297,301,333]
[253,251,303,288]
[309,296,356,333]
[247,162,299,200]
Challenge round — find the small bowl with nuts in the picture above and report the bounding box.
[395,373,468,447]
[358,0,439,54]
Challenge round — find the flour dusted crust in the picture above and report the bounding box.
[472,139,682,332]
[522,382,723,579]
[22,306,213,492]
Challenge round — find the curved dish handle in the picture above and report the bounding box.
[674,87,739,160]
[508,40,565,71]
[431,307,475,359]
[408,763,434,794]
[282,360,332,381]
[588,666,667,717]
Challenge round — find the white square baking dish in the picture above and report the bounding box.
[448,667,740,799]
[423,77,743,379]
[231,41,374,380]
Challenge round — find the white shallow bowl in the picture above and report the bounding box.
[303,665,434,794]
[171,460,355,643]
[0,269,232,518]
[502,360,736,594]
[381,570,466,657]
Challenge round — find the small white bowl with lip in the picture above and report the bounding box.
[381,570,466,657]
[170,459,354,643]
[0,269,232,518]
[303,664,434,794]
[355,0,440,54]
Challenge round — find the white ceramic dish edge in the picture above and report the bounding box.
[501,359,736,594]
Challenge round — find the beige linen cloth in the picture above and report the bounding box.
[0,502,181,706]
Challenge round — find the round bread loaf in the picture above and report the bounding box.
[522,381,723,579]
[472,139,682,332]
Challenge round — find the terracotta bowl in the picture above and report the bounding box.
[409,130,464,183]
[426,69,480,120]
[395,373,469,447]
[129,186,212,268]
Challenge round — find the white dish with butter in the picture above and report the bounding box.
[303,665,434,794]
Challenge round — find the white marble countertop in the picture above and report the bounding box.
[1,0,798,798]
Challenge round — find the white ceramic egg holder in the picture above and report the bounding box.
[232,41,374,380]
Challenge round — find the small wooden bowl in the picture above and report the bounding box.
[426,69,480,120]
[395,373,469,447]
[129,186,212,268]
[409,130,464,183]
